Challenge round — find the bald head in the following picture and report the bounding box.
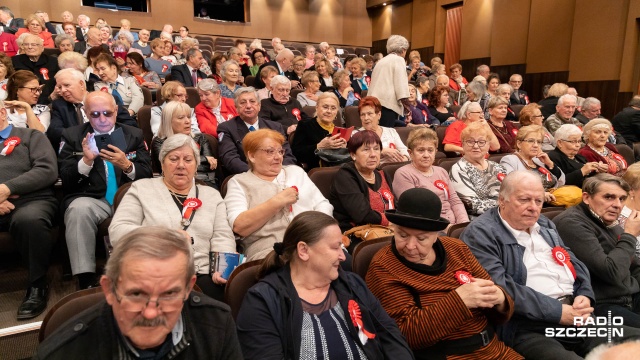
[586,341,640,360]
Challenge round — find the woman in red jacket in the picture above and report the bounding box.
[194,78,238,137]
[15,14,54,48]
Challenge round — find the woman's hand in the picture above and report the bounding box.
[581,162,600,176]
[317,134,346,149]
[455,278,505,309]
[206,156,217,170]
[544,191,556,203]
[535,151,554,168]
[212,272,228,285]
[273,187,298,209]
[115,57,125,66]
[381,148,405,163]
[307,93,319,102]
[142,81,158,89]
[287,124,297,135]
[4,100,32,112]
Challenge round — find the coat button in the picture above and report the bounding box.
[192,295,200,303]
[73,323,84,331]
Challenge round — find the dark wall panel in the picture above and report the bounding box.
[459,57,490,83]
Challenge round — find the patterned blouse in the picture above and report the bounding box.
[219,83,241,99]
[449,158,507,216]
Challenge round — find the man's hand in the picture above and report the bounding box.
[206,156,217,170]
[624,209,640,237]
[100,144,131,171]
[0,200,15,215]
[81,133,99,166]
[559,302,593,326]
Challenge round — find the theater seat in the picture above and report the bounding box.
[308,166,341,199]
[344,106,361,128]
[39,287,104,342]
[381,161,410,183]
[446,222,470,239]
[352,236,392,279]
[224,259,263,320]
[140,87,153,106]
[614,144,635,166]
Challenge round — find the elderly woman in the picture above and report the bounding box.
[144,38,173,80]
[259,75,305,135]
[450,122,507,216]
[123,52,162,90]
[328,131,394,232]
[407,84,437,126]
[539,82,569,119]
[548,124,606,188]
[296,71,322,107]
[195,79,238,137]
[150,81,199,136]
[578,118,628,176]
[237,211,412,359]
[349,57,370,95]
[333,69,358,108]
[93,54,144,116]
[228,46,252,78]
[54,34,74,53]
[5,70,49,132]
[443,101,500,154]
[427,85,455,124]
[500,125,565,201]
[496,83,517,121]
[292,92,346,170]
[161,38,178,64]
[174,26,190,45]
[210,53,227,84]
[225,129,332,260]
[416,76,430,104]
[56,12,74,34]
[427,63,446,90]
[109,133,234,300]
[115,30,135,47]
[249,49,267,76]
[98,25,113,46]
[15,14,54,48]
[519,103,555,151]
[393,128,469,226]
[219,60,243,99]
[0,53,14,100]
[487,73,500,97]
[325,46,343,71]
[366,188,519,359]
[407,56,427,82]
[368,35,412,127]
[487,97,517,153]
[284,56,306,90]
[57,51,88,76]
[357,96,409,163]
[61,22,78,42]
[448,63,468,92]
[152,102,218,187]
[314,58,334,91]
[256,65,278,101]
[465,80,485,104]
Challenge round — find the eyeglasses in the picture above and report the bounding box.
[258,148,285,157]
[88,110,115,118]
[113,285,187,313]
[532,114,545,118]
[29,23,42,27]
[174,93,188,100]
[20,86,43,94]
[468,111,483,115]
[464,139,487,147]
[521,139,543,145]
[559,139,582,145]
[23,43,42,48]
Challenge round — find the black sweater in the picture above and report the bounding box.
[547,148,589,188]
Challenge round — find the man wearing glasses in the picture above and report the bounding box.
[34,226,242,359]
[58,91,151,290]
[11,34,58,104]
[508,74,529,105]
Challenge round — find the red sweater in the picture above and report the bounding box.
[194,98,238,137]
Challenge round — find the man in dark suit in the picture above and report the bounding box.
[217,87,296,176]
[47,69,138,151]
[76,14,91,41]
[612,96,640,144]
[508,74,529,105]
[0,6,24,35]
[254,48,294,89]
[58,91,152,290]
[73,28,104,55]
[12,35,58,104]
[171,49,207,87]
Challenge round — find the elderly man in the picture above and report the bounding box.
[554,174,640,327]
[544,94,582,135]
[258,75,310,135]
[509,74,529,105]
[12,34,58,103]
[48,69,137,149]
[150,24,173,41]
[0,6,24,35]
[74,27,105,55]
[55,11,75,35]
[34,226,243,359]
[132,29,151,56]
[0,99,58,319]
[58,91,151,290]
[77,14,90,41]
[576,97,602,125]
[267,37,282,60]
[113,19,138,41]
[612,96,640,144]
[461,171,607,359]
[171,49,207,87]
[476,64,490,80]
[254,48,294,89]
[217,87,296,176]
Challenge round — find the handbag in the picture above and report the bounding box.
[343,224,394,242]
[548,185,582,207]
[314,148,352,166]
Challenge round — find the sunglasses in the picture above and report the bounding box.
[88,110,115,118]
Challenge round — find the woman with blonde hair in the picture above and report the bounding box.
[15,14,54,48]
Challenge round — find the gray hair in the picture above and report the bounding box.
[466,81,486,102]
[554,124,582,141]
[185,48,201,61]
[78,14,90,24]
[476,64,489,75]
[386,35,409,54]
[583,173,630,196]
[276,48,294,62]
[57,51,89,71]
[16,33,30,47]
[436,74,449,84]
[234,86,259,107]
[158,133,200,165]
[158,101,193,139]
[270,74,291,88]
[319,42,329,51]
[585,340,640,360]
[55,34,75,48]
[305,44,316,53]
[582,118,613,141]
[499,170,544,200]
[23,34,44,46]
[196,78,220,93]
[557,94,577,107]
[160,31,173,42]
[628,95,640,107]
[509,74,523,82]
[497,83,513,95]
[458,101,481,120]
[581,97,601,111]
[487,96,509,109]
[117,30,134,44]
[228,46,242,56]
[55,68,87,83]
[104,226,195,289]
[220,59,239,81]
[249,38,263,50]
[0,6,14,18]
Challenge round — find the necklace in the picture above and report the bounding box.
[168,189,188,204]
[588,144,608,156]
[357,169,375,183]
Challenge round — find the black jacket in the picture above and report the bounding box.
[290,117,329,170]
[350,71,372,95]
[34,292,243,360]
[152,133,213,176]
[47,98,138,150]
[259,96,310,129]
[11,53,58,104]
[538,96,559,120]
[216,116,297,176]
[3,18,24,34]
[547,148,589,188]
[170,64,207,88]
[236,264,414,360]
[509,90,528,105]
[254,60,283,89]
[612,107,640,144]
[58,123,152,209]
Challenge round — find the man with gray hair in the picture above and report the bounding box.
[77,14,90,41]
[544,94,581,135]
[476,64,490,80]
[509,74,529,105]
[612,95,640,144]
[170,49,206,87]
[216,87,296,176]
[12,34,59,103]
[254,48,294,89]
[554,173,640,328]
[0,6,24,34]
[576,97,602,125]
[461,170,611,359]
[34,226,242,359]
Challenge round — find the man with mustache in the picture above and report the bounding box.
[34,226,243,359]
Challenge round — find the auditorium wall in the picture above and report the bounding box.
[370,0,640,118]
[4,0,372,47]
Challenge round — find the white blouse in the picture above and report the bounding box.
[6,104,51,130]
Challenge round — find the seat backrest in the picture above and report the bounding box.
[446,221,470,239]
[39,288,104,342]
[113,182,133,212]
[511,104,525,119]
[220,174,235,198]
[344,106,361,128]
[245,75,256,87]
[541,206,566,220]
[185,87,200,108]
[302,105,316,118]
[488,153,508,164]
[290,88,304,100]
[634,142,640,162]
[136,105,154,155]
[437,158,459,174]
[224,259,263,320]
[140,87,153,106]
[308,166,341,199]
[352,236,392,279]
[381,161,410,183]
[435,125,448,152]
[394,127,413,146]
[615,144,635,166]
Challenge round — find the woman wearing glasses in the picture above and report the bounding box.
[500,125,565,202]
[284,56,306,89]
[122,52,161,90]
[518,103,555,151]
[150,81,199,137]
[224,129,332,261]
[548,124,607,188]
[4,70,49,132]
[443,101,499,154]
[450,122,507,217]
[15,14,54,48]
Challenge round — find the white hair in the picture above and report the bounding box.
[270,75,291,88]
[557,94,577,107]
[554,124,582,141]
[386,35,409,54]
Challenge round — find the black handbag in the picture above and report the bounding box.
[314,148,352,166]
